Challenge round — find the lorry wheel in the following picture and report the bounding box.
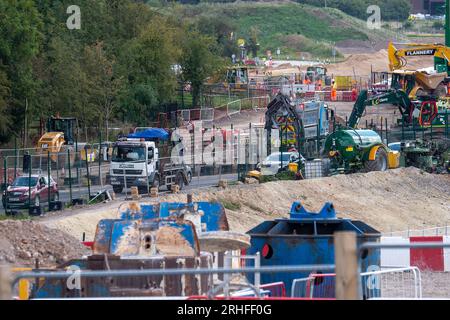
[113,186,123,194]
[187,172,192,184]
[365,148,388,172]
[434,84,447,98]
[152,175,160,190]
[138,186,148,194]
[416,88,427,97]
[176,172,184,190]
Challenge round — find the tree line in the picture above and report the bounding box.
[0,0,239,144]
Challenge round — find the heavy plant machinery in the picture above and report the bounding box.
[28,200,251,298]
[398,140,450,173]
[37,116,77,165]
[387,42,450,97]
[264,93,331,157]
[349,89,449,129]
[305,65,332,86]
[323,128,399,173]
[324,90,401,173]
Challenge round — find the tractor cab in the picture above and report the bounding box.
[226,66,251,89]
[46,117,77,145]
[306,66,331,85]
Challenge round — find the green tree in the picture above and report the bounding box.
[119,16,180,123]
[82,42,123,140]
[0,0,43,140]
[179,31,223,108]
[247,26,260,58]
[0,67,12,139]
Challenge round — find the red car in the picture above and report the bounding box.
[2,174,59,210]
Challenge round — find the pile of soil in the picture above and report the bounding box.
[40,168,450,240]
[327,49,435,76]
[0,220,90,267]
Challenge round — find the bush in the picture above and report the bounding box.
[403,20,413,29]
[433,21,444,30]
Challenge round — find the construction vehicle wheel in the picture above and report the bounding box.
[113,186,123,194]
[434,84,447,98]
[416,89,427,97]
[152,175,160,190]
[176,172,184,190]
[365,148,388,172]
[138,186,148,194]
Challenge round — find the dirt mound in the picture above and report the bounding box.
[40,168,450,240]
[327,49,435,76]
[0,220,90,267]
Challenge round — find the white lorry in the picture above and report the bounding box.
[109,129,191,194]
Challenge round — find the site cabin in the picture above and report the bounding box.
[109,128,190,194]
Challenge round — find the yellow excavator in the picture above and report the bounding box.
[37,116,77,166]
[387,42,450,98]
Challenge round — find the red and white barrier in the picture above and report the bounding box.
[381,236,450,271]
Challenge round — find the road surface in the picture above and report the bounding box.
[0,173,238,215]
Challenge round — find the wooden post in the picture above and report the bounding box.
[334,231,359,300]
[0,265,12,300]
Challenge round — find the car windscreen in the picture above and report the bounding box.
[267,153,291,162]
[12,177,38,187]
[112,145,146,162]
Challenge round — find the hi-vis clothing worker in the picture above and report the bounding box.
[331,79,337,101]
[316,78,322,91]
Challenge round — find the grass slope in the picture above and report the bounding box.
[162,1,400,59]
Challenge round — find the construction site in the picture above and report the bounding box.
[1,0,450,303]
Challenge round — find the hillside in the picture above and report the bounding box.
[164,1,404,58]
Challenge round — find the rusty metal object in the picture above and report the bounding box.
[199,231,251,252]
[35,253,213,298]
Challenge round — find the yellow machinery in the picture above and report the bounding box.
[388,42,450,97]
[225,65,258,90]
[37,117,77,165]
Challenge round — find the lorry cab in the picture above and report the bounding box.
[109,128,189,194]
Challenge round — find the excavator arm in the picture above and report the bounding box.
[265,93,305,153]
[388,41,450,71]
[348,89,414,128]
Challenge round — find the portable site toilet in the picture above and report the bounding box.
[245,201,381,298]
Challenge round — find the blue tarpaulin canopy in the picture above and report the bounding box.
[127,128,169,141]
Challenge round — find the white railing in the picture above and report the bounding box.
[383,226,450,237]
[223,251,260,296]
[291,267,422,300]
[361,267,422,300]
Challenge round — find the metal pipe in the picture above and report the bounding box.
[98,132,102,188]
[12,264,336,287]
[85,149,91,200]
[28,159,31,211]
[360,242,450,251]
[68,149,72,204]
[47,151,51,210]
[14,137,17,180]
